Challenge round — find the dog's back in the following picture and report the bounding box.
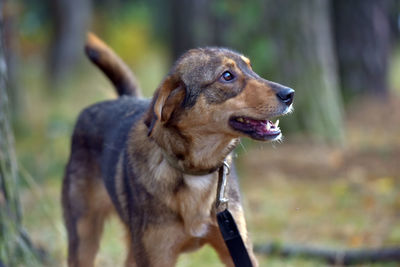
[70,96,149,210]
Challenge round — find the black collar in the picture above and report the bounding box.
[162,151,223,176]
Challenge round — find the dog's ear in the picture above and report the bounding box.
[145,74,186,136]
[154,75,186,123]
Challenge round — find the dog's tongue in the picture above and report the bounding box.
[238,117,280,135]
[255,119,280,135]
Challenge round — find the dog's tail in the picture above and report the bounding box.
[85,32,141,97]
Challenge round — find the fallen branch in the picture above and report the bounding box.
[254,242,400,265]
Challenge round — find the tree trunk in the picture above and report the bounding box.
[264,0,345,144]
[3,1,20,117]
[332,0,392,99]
[0,1,41,264]
[169,0,223,60]
[48,0,91,87]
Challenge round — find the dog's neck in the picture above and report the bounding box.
[149,121,239,175]
[162,137,237,175]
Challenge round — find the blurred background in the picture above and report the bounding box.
[1,0,400,266]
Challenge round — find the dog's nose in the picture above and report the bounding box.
[276,88,295,106]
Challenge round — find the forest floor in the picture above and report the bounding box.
[15,59,400,266]
[240,97,400,266]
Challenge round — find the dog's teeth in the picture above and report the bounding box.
[275,119,280,127]
[266,121,271,131]
[237,118,244,123]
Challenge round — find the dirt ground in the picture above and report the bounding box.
[238,96,400,252]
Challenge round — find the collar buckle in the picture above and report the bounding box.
[216,160,230,211]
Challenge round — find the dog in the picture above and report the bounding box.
[62,33,294,267]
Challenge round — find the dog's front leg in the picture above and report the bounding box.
[129,223,185,267]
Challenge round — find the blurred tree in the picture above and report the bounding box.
[169,0,225,59]
[3,1,20,117]
[264,0,345,144]
[332,0,392,99]
[0,2,41,264]
[48,0,91,87]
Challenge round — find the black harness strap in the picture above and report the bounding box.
[216,162,253,267]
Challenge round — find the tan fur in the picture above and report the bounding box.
[240,55,251,67]
[115,153,129,222]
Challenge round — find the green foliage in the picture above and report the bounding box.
[95,2,169,96]
[389,46,400,96]
[101,2,153,64]
[210,0,277,78]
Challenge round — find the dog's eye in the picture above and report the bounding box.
[221,71,235,82]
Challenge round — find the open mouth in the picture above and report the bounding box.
[229,116,281,141]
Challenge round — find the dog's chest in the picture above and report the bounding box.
[183,173,215,191]
[181,173,218,237]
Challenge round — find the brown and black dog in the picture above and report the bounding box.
[62,33,294,267]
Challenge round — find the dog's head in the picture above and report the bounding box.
[145,47,294,143]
